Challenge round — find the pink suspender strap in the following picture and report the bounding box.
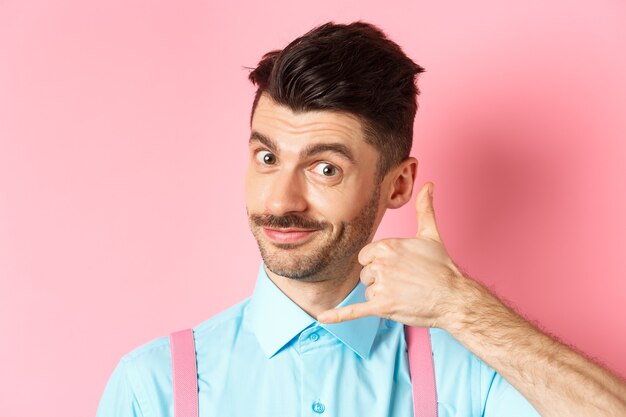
[170,329,199,417]
[405,325,438,417]
[170,325,437,417]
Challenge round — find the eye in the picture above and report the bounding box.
[312,162,341,177]
[255,150,276,165]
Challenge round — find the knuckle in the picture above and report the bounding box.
[369,261,382,273]
[379,239,394,252]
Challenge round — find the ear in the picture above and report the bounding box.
[385,157,417,209]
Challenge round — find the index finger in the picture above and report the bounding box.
[357,240,378,266]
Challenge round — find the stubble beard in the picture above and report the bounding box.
[247,186,381,282]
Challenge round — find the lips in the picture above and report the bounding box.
[262,227,320,244]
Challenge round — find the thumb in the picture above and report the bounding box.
[416,182,441,241]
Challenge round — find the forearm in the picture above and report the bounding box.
[443,275,626,417]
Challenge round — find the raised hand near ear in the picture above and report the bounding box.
[317,182,470,329]
[319,184,626,417]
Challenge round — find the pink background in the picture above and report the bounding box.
[1,0,625,415]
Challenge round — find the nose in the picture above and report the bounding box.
[265,168,308,216]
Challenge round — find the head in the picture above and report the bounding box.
[244,21,425,281]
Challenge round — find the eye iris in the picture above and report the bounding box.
[322,165,335,176]
[263,153,275,164]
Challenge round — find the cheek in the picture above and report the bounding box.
[244,169,265,207]
[308,186,367,222]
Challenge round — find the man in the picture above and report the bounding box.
[97,20,626,416]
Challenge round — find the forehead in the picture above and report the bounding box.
[251,94,368,150]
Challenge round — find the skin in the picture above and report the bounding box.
[245,92,626,416]
[245,92,402,318]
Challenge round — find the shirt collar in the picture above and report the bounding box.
[247,261,381,360]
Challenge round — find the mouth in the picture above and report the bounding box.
[262,227,320,244]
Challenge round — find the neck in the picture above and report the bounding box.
[263,255,362,320]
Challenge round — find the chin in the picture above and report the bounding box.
[261,249,331,280]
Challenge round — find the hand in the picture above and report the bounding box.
[316,182,472,329]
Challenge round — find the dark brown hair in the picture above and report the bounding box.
[245,20,425,183]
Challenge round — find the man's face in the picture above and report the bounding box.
[245,93,385,282]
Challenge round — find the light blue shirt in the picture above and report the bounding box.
[97,261,540,417]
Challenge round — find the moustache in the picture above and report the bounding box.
[251,213,325,230]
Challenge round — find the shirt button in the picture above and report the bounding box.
[309,332,320,342]
[312,401,325,413]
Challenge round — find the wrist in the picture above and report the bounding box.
[439,273,499,336]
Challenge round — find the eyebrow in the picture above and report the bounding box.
[248,131,356,164]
